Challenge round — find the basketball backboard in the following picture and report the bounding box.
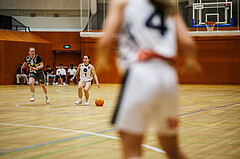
[192,0,233,27]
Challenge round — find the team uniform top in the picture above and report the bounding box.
[25,55,43,73]
[79,63,93,81]
[118,0,176,65]
[112,0,179,135]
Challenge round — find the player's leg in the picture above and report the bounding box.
[40,83,50,104]
[38,71,50,104]
[75,80,85,104]
[158,135,187,159]
[29,76,36,102]
[155,63,183,159]
[83,82,92,106]
[120,131,143,159]
[40,83,47,95]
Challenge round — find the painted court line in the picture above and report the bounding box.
[15,103,86,110]
[0,149,12,151]
[0,123,165,154]
[179,102,240,116]
[3,101,239,156]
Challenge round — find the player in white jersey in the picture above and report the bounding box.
[97,0,202,159]
[71,55,100,106]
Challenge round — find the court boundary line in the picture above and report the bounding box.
[179,102,240,116]
[3,101,239,155]
[4,99,240,156]
[14,103,115,110]
[0,123,165,155]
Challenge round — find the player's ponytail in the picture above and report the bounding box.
[148,0,177,16]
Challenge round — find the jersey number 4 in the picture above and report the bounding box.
[146,10,167,36]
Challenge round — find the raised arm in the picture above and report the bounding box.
[96,0,128,72]
[176,13,202,74]
[100,0,127,50]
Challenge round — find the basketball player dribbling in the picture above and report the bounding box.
[97,0,202,159]
[71,55,100,106]
[21,47,50,104]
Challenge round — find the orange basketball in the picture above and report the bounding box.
[95,98,104,106]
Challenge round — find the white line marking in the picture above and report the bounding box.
[56,89,75,93]
[1,91,29,95]
[0,123,165,153]
[15,103,80,110]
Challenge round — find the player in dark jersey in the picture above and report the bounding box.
[21,47,50,104]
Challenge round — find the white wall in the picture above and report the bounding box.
[13,16,89,31]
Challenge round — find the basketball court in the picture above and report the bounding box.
[0,84,239,158]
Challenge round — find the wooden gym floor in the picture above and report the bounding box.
[0,84,239,159]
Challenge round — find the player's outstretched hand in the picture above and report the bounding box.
[96,82,100,88]
[179,58,203,76]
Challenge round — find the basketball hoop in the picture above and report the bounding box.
[225,4,230,10]
[205,21,215,32]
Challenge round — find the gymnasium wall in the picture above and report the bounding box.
[0,30,240,85]
[13,16,87,32]
[33,32,81,50]
[32,32,120,83]
[80,35,240,85]
[32,32,82,68]
[179,36,240,84]
[0,30,53,85]
[80,37,120,83]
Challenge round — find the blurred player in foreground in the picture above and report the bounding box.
[21,47,50,104]
[71,55,100,106]
[97,0,202,158]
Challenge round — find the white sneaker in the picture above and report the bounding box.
[53,82,56,85]
[46,96,50,104]
[75,100,82,105]
[55,82,58,85]
[30,94,36,102]
[46,83,49,85]
[84,102,89,106]
[63,82,66,85]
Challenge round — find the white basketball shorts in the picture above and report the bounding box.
[112,59,179,136]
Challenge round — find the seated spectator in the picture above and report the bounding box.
[45,65,56,85]
[16,64,29,85]
[56,64,66,85]
[67,64,77,84]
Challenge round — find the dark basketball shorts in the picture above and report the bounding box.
[30,70,46,84]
